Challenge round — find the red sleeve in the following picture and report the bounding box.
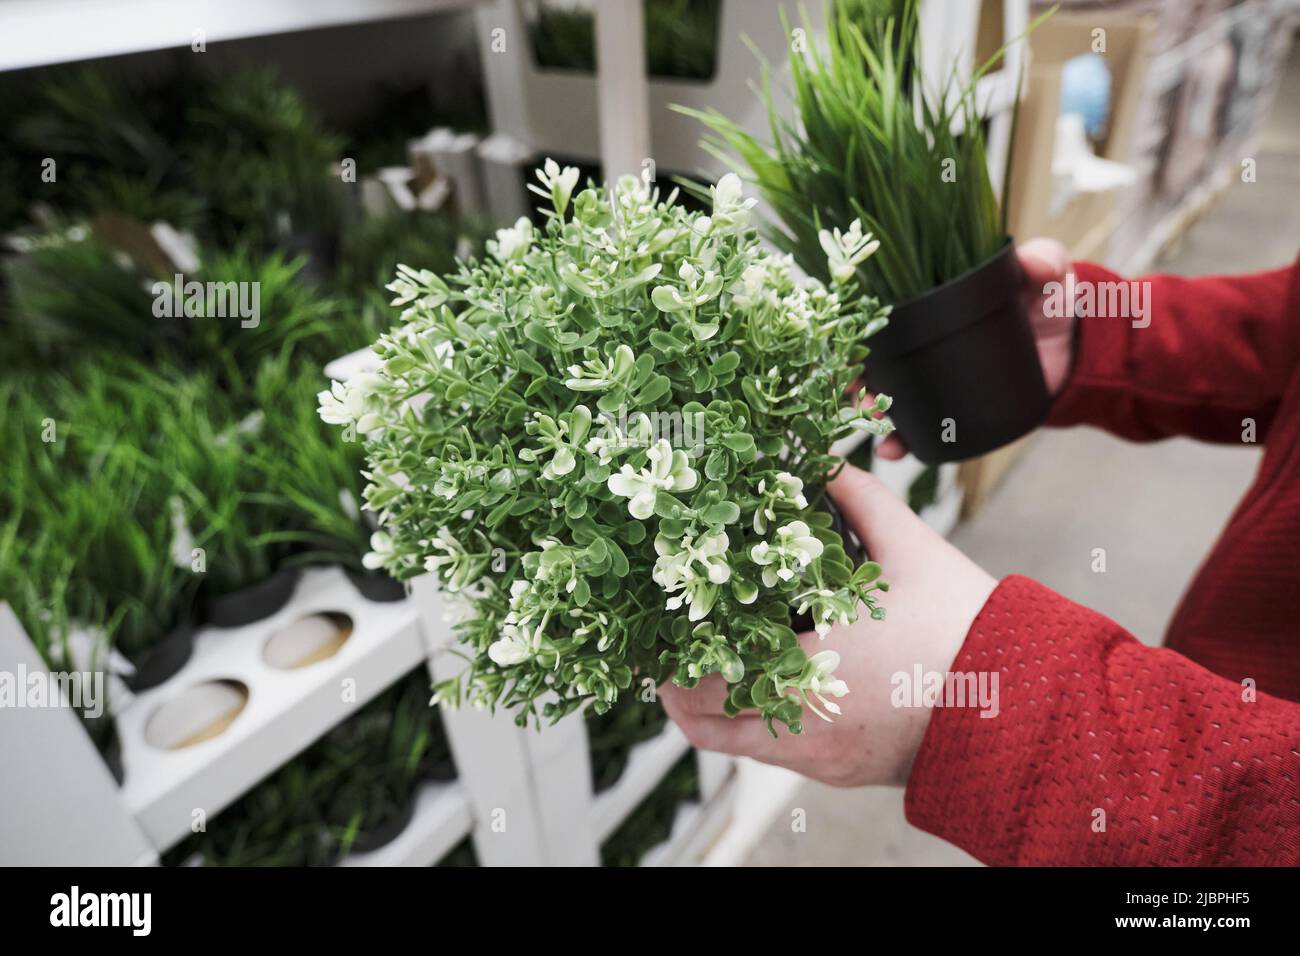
[1048,258,1300,444]
[903,576,1300,866]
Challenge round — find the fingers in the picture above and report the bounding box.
[875,434,906,460]
[1016,237,1070,287]
[657,674,733,717]
[827,462,919,558]
[660,682,797,761]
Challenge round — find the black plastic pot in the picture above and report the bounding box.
[423,752,458,783]
[862,240,1051,464]
[199,568,300,629]
[345,569,407,603]
[345,796,417,856]
[128,620,197,693]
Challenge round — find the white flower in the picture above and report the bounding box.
[792,586,857,638]
[362,530,394,571]
[317,373,385,433]
[488,623,533,666]
[749,520,824,587]
[806,650,849,719]
[487,217,534,262]
[651,261,724,339]
[529,159,581,216]
[731,262,777,310]
[652,530,730,622]
[818,219,880,284]
[710,172,757,228]
[607,438,699,520]
[386,263,444,307]
[424,527,476,590]
[585,412,652,465]
[754,471,809,533]
[565,344,636,392]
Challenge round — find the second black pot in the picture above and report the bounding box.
[345,569,407,603]
[862,239,1051,464]
[128,620,197,693]
[199,568,300,629]
[343,796,418,856]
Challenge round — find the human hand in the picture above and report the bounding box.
[658,464,997,788]
[876,237,1075,460]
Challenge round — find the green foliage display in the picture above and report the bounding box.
[0,62,480,673]
[5,230,164,361]
[323,166,895,736]
[679,0,1028,304]
[1,65,342,256]
[0,360,201,664]
[527,0,722,81]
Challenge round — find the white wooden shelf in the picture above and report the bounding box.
[0,0,482,72]
[639,776,735,867]
[592,723,692,841]
[339,781,473,867]
[116,566,425,852]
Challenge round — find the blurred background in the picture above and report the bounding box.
[1,0,1296,867]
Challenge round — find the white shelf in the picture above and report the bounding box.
[591,723,692,841]
[0,0,482,72]
[339,781,473,867]
[116,566,426,852]
[639,776,735,867]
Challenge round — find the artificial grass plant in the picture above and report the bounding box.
[679,0,1043,304]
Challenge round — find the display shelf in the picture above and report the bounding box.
[339,781,473,867]
[0,0,483,72]
[115,566,426,852]
[639,776,736,867]
[591,723,692,841]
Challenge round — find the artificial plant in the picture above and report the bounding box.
[680,0,1038,304]
[322,166,895,735]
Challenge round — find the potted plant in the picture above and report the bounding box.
[1,359,202,694]
[321,166,893,736]
[322,670,443,855]
[681,0,1052,463]
[241,354,408,602]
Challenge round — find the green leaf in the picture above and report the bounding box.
[701,501,740,525]
[717,646,745,684]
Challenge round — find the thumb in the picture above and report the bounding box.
[1016,237,1070,288]
[827,463,922,559]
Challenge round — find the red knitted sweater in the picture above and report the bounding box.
[904,256,1300,865]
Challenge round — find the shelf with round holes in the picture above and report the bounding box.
[114,566,438,853]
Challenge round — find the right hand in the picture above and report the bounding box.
[875,237,1076,461]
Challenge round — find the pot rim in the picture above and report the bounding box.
[200,566,301,627]
[865,237,1023,358]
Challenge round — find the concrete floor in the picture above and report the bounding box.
[744,42,1300,867]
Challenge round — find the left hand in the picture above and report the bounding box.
[658,464,997,788]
